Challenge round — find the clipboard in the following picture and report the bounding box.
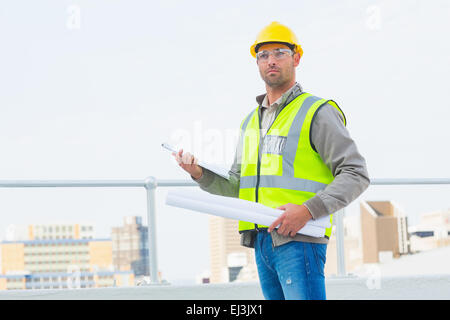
[162,142,231,180]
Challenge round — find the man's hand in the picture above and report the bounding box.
[172,148,203,180]
[268,203,313,237]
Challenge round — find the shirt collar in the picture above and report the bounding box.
[256,82,303,108]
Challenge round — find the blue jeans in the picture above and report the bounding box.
[254,231,327,300]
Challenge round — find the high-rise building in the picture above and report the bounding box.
[360,200,410,263]
[208,216,257,283]
[111,216,149,277]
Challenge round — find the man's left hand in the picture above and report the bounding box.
[268,203,313,237]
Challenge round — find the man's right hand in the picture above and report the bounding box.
[172,148,203,180]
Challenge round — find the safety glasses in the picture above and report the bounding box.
[256,48,294,61]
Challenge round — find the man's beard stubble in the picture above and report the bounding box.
[260,65,293,89]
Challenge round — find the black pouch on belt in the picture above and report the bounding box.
[240,230,257,248]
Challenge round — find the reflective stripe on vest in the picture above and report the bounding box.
[238,92,346,239]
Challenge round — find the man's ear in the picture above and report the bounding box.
[293,52,301,67]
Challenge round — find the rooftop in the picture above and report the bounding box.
[352,245,450,277]
[0,247,449,300]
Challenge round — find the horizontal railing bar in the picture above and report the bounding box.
[0,178,448,188]
[370,178,450,185]
[0,180,198,188]
[0,180,146,188]
[155,180,197,187]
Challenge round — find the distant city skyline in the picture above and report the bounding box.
[0,216,150,290]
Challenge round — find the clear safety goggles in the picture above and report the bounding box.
[256,48,294,61]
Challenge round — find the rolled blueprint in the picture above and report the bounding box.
[166,191,326,238]
[168,188,331,229]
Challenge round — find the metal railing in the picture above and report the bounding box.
[0,177,449,284]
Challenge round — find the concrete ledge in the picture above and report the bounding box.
[0,274,449,300]
[326,274,450,300]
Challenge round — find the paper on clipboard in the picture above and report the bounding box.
[162,142,230,180]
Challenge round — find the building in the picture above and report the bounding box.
[418,209,450,234]
[0,238,133,290]
[3,223,94,241]
[111,216,149,277]
[408,209,450,252]
[208,216,257,283]
[0,238,112,275]
[360,201,410,263]
[0,270,134,291]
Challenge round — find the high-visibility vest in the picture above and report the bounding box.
[238,92,346,239]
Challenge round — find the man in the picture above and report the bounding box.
[172,21,370,300]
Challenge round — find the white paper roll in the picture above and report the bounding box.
[166,192,325,238]
[168,188,331,228]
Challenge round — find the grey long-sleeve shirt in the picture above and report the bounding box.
[192,83,370,247]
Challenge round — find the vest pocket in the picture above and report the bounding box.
[260,135,286,176]
[261,135,287,155]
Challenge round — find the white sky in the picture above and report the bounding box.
[0,0,449,283]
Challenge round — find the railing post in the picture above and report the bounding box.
[335,208,347,276]
[145,176,159,284]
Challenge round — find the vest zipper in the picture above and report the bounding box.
[254,106,278,232]
[253,113,262,230]
[254,92,299,248]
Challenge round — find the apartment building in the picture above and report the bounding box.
[0,270,134,290]
[0,238,133,290]
[4,223,94,241]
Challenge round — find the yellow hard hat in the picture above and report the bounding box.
[250,21,303,58]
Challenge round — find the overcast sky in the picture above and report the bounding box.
[0,0,449,283]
